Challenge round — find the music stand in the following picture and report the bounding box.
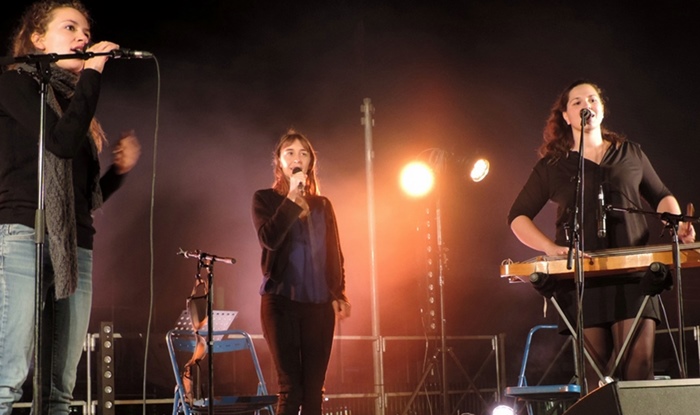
[174,309,239,341]
[168,308,277,415]
[171,309,237,404]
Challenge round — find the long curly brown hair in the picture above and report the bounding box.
[538,79,625,161]
[271,130,320,196]
[9,0,92,59]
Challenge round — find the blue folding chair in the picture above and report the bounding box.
[504,325,581,415]
[166,312,276,415]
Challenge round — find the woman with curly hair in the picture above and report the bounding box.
[508,80,695,392]
[0,2,140,413]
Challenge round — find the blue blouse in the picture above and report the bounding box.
[269,205,330,303]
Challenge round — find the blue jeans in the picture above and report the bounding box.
[0,224,93,415]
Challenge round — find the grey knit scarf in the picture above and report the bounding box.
[18,63,103,299]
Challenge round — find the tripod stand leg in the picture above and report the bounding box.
[550,297,606,383]
[445,348,490,408]
[609,295,651,376]
[400,353,438,415]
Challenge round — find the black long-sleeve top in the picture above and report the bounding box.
[252,189,347,303]
[0,68,123,249]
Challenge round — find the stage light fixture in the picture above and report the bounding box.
[491,404,515,415]
[400,161,435,197]
[399,147,490,414]
[400,148,490,199]
[469,158,490,182]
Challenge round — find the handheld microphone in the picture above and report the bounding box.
[292,167,304,195]
[597,184,607,238]
[109,49,154,59]
[580,108,593,120]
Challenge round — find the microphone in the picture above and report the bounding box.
[597,184,607,238]
[4,49,154,65]
[109,49,154,59]
[292,167,304,195]
[580,108,593,120]
[177,248,236,265]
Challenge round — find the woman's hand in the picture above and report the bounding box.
[287,169,306,201]
[679,221,696,244]
[544,245,591,258]
[679,203,696,244]
[113,130,141,174]
[83,41,119,73]
[332,299,351,320]
[545,245,571,257]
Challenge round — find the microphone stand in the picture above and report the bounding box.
[565,115,589,394]
[31,59,51,415]
[5,51,139,415]
[178,249,236,415]
[605,206,698,378]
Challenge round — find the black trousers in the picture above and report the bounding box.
[260,294,335,415]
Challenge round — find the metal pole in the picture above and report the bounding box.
[361,98,385,415]
[435,196,449,414]
[32,63,50,415]
[672,235,688,378]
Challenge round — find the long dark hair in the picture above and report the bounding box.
[271,130,320,196]
[538,79,625,160]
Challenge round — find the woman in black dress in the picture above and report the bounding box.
[508,80,695,391]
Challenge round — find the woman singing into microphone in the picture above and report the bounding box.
[251,129,350,415]
[0,1,141,413]
[507,80,695,392]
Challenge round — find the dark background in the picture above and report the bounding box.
[2,0,700,406]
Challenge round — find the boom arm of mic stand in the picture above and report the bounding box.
[606,205,698,224]
[0,50,145,66]
[605,204,694,378]
[177,248,236,265]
